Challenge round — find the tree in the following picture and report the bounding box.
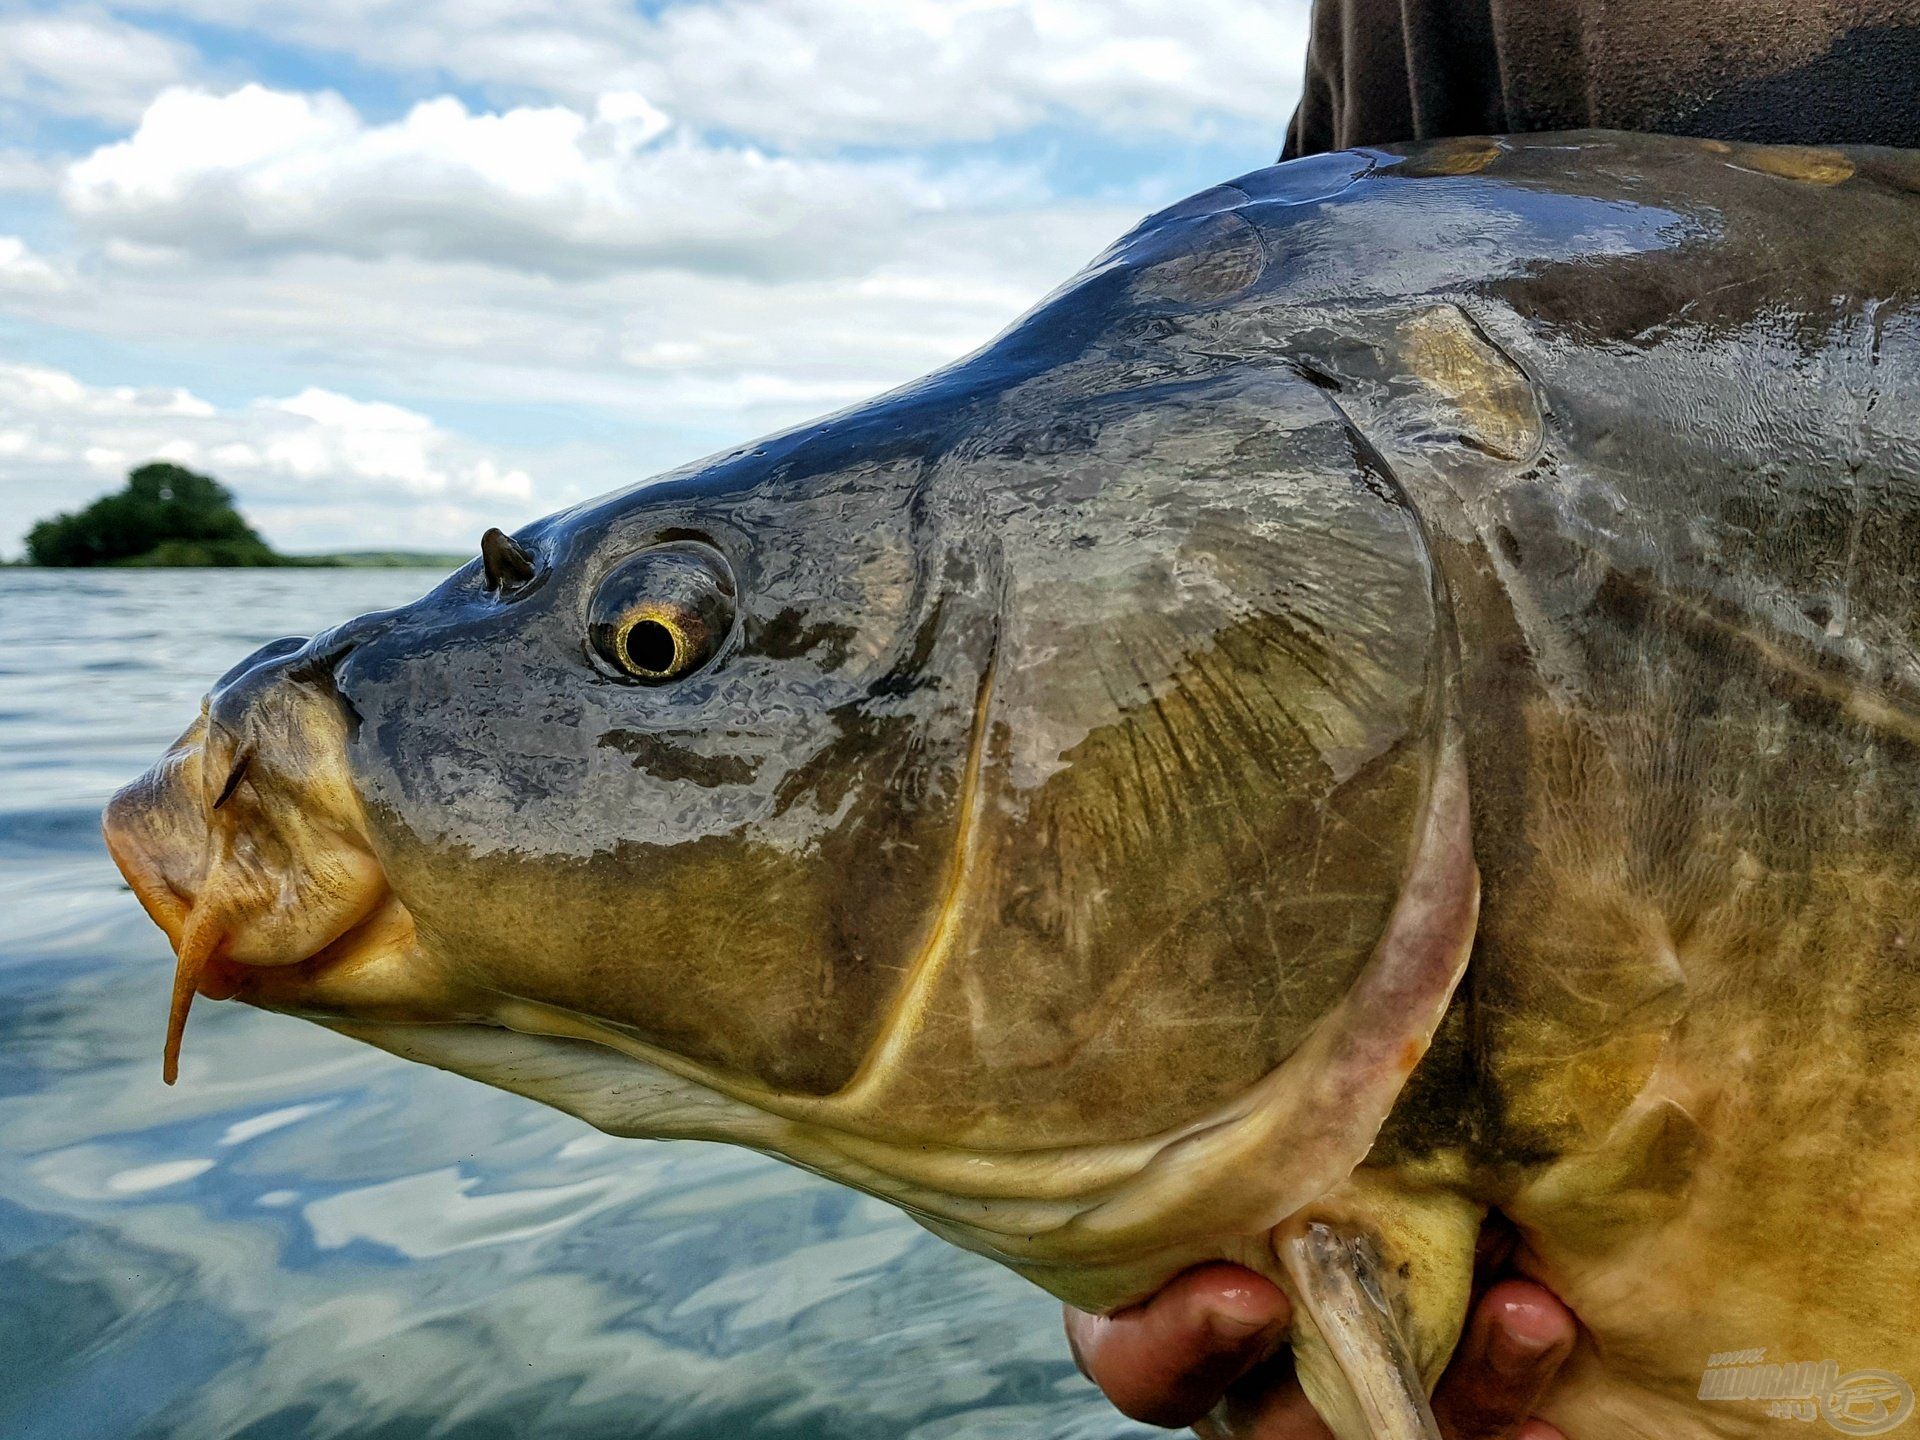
[25,463,282,566]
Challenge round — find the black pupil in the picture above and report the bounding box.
[624,619,679,675]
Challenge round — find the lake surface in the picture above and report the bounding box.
[0,570,1148,1440]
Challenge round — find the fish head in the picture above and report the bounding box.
[105,159,1477,1316]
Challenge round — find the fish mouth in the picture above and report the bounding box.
[105,791,425,1083]
[102,683,421,1083]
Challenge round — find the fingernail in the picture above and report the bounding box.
[1207,1307,1270,1342]
[1205,1289,1287,1347]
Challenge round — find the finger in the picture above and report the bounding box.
[1065,1264,1292,1428]
[1430,1279,1577,1440]
[1198,1365,1571,1440]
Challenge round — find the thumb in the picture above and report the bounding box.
[1065,1264,1293,1428]
[1430,1279,1576,1440]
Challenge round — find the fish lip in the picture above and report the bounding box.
[104,788,412,1072]
[101,801,191,943]
[104,798,396,990]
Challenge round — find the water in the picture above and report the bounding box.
[0,570,1147,1440]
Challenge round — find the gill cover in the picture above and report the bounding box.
[828,360,1456,1152]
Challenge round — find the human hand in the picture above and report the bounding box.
[1064,1248,1574,1438]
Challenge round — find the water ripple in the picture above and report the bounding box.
[0,571,1145,1439]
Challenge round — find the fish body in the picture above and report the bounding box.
[106,132,1920,1439]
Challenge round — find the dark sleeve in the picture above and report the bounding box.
[1283,0,1920,159]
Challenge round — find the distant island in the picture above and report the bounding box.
[21,462,467,569]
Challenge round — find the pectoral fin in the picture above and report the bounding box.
[1280,1223,1441,1440]
[1274,1179,1482,1440]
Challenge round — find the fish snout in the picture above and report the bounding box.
[103,638,396,1081]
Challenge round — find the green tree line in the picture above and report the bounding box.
[26,462,285,567]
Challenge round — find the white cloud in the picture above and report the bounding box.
[251,388,532,503]
[0,9,194,124]
[3,186,1131,450]
[624,0,1309,147]
[0,236,67,294]
[0,147,63,194]
[65,84,1027,279]
[108,0,1307,147]
[1,0,1306,559]
[26,73,1134,447]
[5,168,1132,551]
[0,361,538,553]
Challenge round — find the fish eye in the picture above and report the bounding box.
[588,541,736,685]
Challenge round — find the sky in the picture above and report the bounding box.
[0,0,1311,556]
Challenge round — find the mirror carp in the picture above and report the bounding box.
[104,131,1920,1439]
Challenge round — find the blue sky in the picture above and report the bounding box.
[0,0,1309,554]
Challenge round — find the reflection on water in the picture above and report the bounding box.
[0,570,1146,1440]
